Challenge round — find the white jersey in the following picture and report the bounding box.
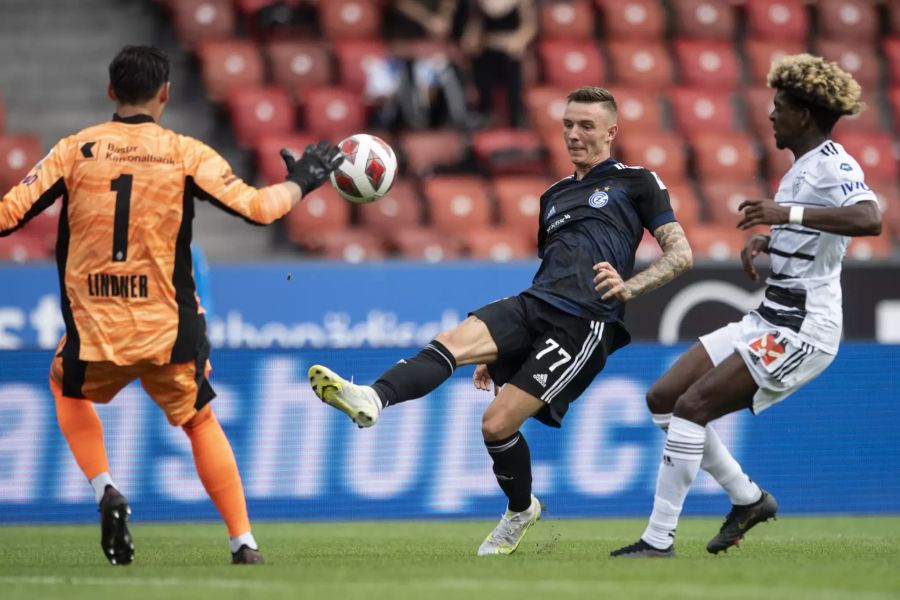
[755,140,878,354]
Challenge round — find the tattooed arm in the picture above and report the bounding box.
[593,222,693,302]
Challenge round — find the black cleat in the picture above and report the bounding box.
[610,538,675,558]
[99,485,134,566]
[707,489,778,554]
[232,545,264,564]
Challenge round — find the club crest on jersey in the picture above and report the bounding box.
[792,177,802,199]
[748,333,786,367]
[840,163,852,172]
[588,189,608,208]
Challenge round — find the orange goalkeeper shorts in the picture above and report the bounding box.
[49,337,216,426]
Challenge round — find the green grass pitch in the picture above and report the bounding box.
[1,516,898,600]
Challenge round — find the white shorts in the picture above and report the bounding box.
[699,311,836,414]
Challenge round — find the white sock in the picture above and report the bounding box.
[229,531,258,554]
[651,413,761,506]
[90,472,116,504]
[364,385,384,412]
[702,426,762,506]
[651,412,672,432]
[642,416,705,549]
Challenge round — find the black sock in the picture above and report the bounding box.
[371,340,456,407]
[485,432,532,512]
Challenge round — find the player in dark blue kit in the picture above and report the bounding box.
[309,86,693,555]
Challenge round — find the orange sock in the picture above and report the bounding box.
[183,406,251,537]
[52,379,110,480]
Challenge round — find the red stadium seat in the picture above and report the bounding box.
[226,86,294,148]
[540,0,594,40]
[616,132,688,185]
[890,2,900,36]
[0,232,52,262]
[302,229,387,262]
[594,0,665,41]
[493,175,551,240]
[606,42,674,91]
[846,234,893,260]
[333,39,389,94]
[687,225,747,261]
[669,0,736,40]
[834,132,899,185]
[814,40,881,89]
[319,0,381,40]
[673,39,741,91]
[357,178,422,234]
[701,180,767,225]
[669,88,738,138]
[537,40,605,89]
[690,132,759,184]
[389,229,463,261]
[635,229,663,262]
[254,132,317,185]
[0,134,44,192]
[167,0,235,49]
[745,0,809,42]
[816,0,879,42]
[743,86,775,141]
[462,227,535,261]
[398,129,468,177]
[283,184,350,246]
[874,184,900,240]
[883,38,900,87]
[301,86,366,139]
[197,40,264,103]
[526,86,568,136]
[744,39,807,85]
[471,129,545,176]
[888,87,900,135]
[666,183,701,232]
[608,88,664,135]
[421,176,492,233]
[265,41,333,90]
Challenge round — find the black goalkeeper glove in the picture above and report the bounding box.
[280,141,344,196]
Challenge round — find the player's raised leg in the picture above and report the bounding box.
[477,384,544,556]
[309,316,498,426]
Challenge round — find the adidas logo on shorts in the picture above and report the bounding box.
[533,373,548,387]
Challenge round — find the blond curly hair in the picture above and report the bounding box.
[767,53,863,116]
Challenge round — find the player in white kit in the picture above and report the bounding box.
[611,54,883,557]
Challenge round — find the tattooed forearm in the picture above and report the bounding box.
[624,222,693,299]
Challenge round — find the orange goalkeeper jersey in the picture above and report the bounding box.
[0,114,293,366]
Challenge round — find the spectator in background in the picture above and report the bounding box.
[462,0,537,129]
[367,0,471,130]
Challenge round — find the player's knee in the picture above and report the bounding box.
[182,405,213,431]
[481,411,515,442]
[672,390,711,425]
[646,383,676,415]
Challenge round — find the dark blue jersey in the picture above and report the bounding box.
[525,158,676,324]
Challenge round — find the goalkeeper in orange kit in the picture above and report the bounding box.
[0,46,342,565]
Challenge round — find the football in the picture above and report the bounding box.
[329,133,398,203]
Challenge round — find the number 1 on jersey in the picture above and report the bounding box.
[111,174,132,262]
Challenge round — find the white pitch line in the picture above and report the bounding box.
[0,575,289,590]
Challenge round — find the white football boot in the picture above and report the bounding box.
[477,494,542,556]
[308,364,381,427]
